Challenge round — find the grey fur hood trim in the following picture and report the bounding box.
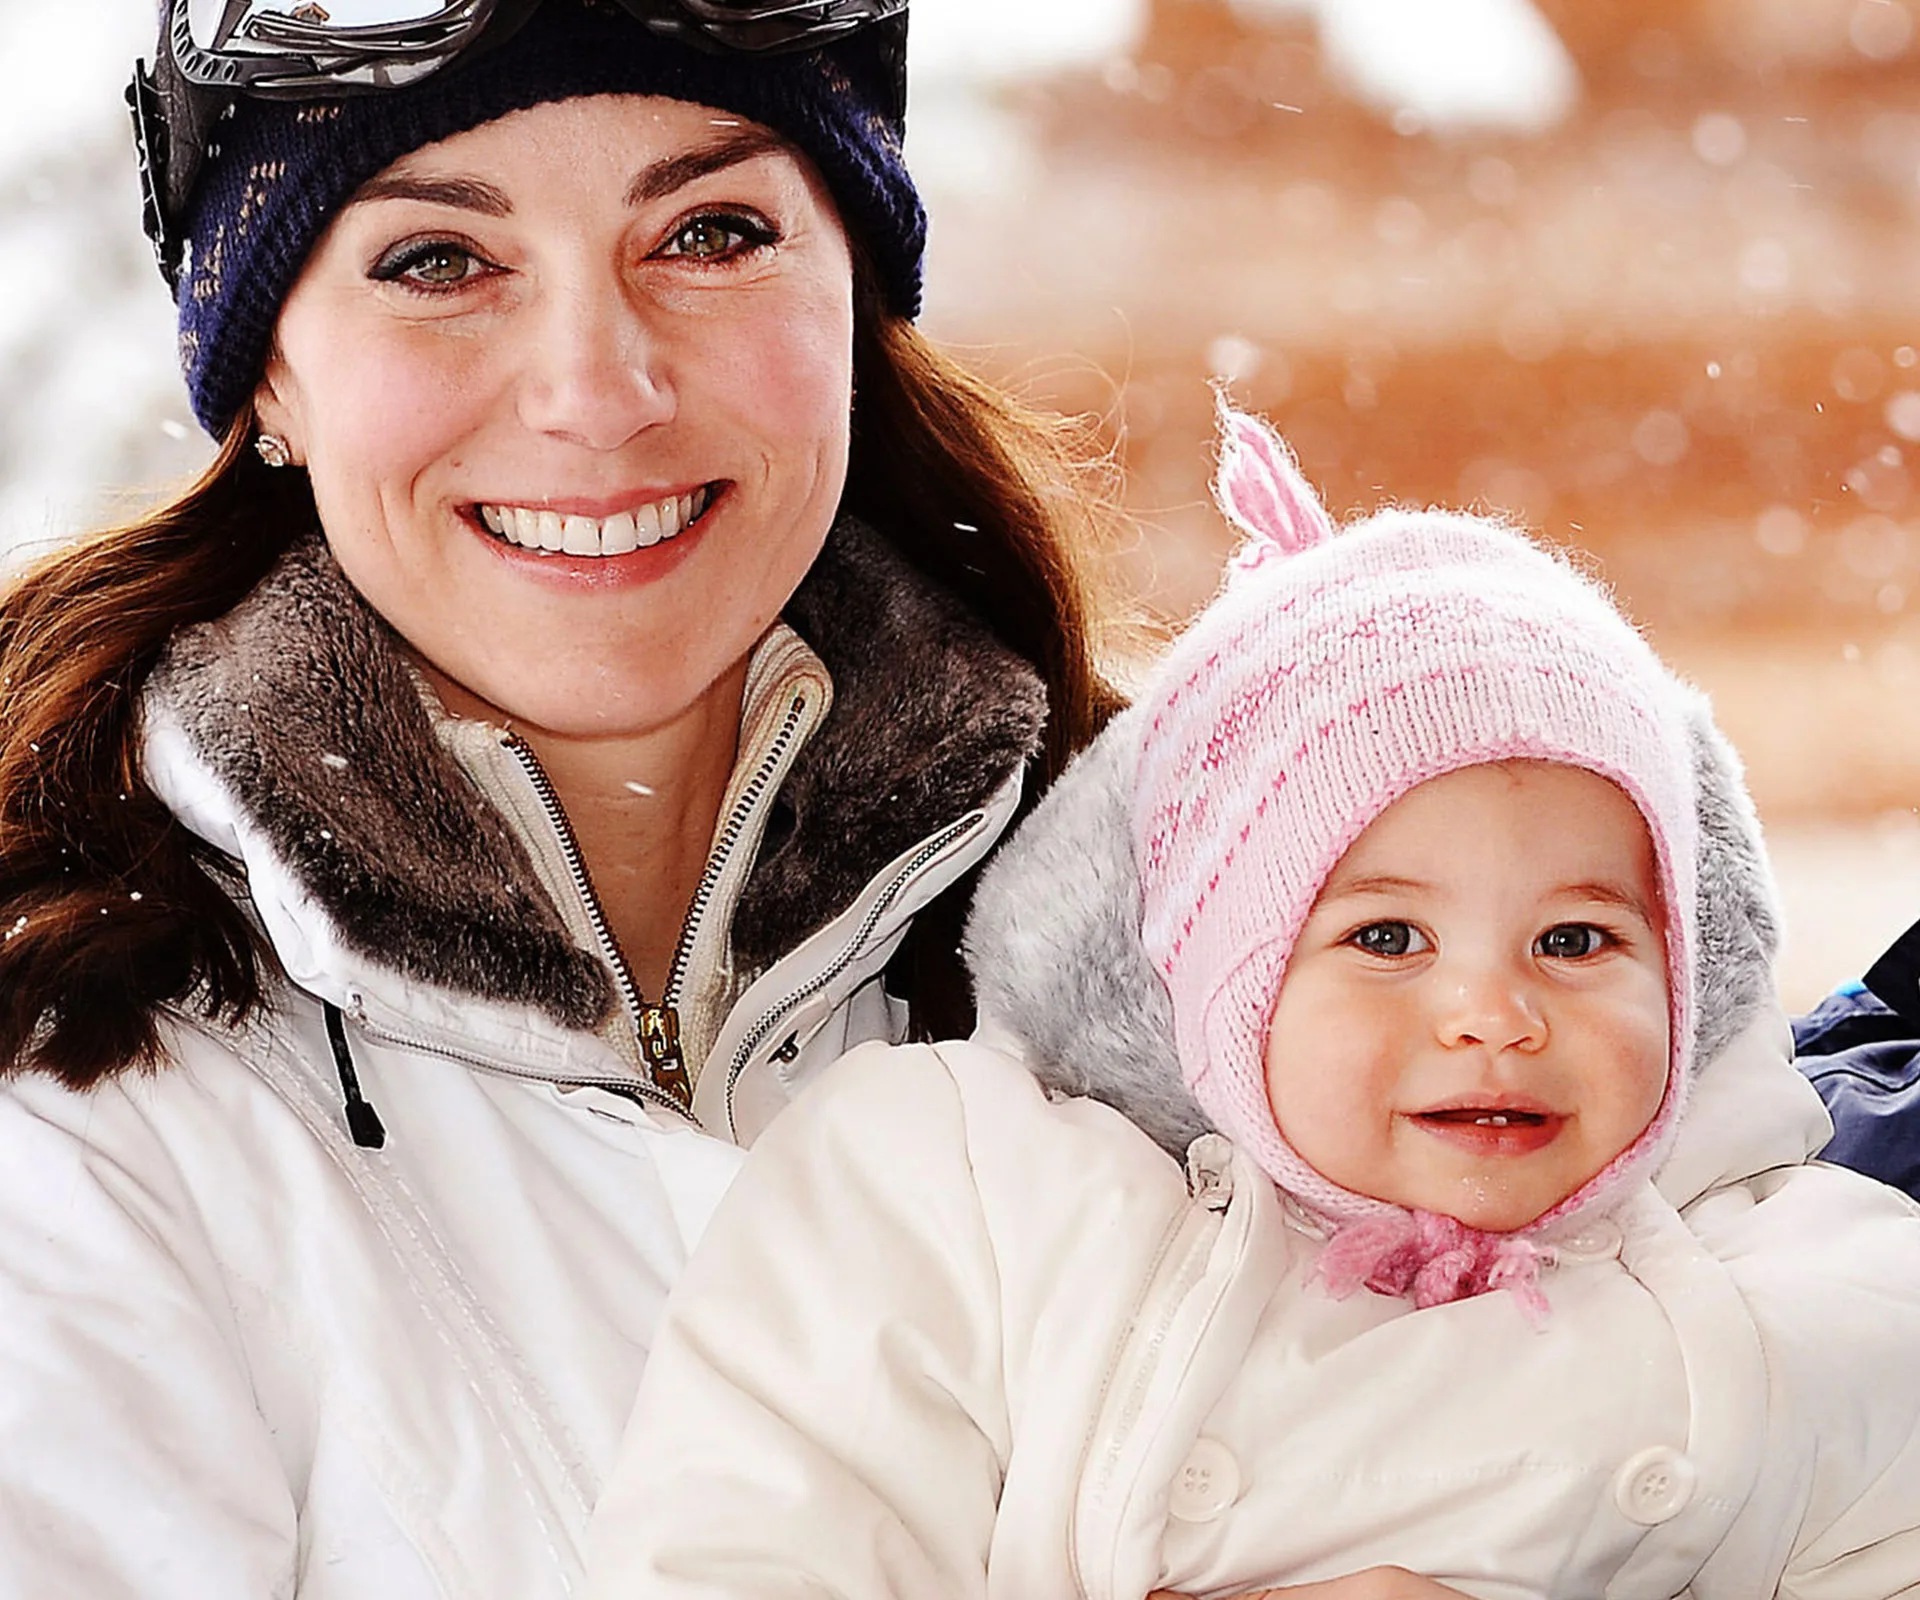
[147,518,1046,1027]
[964,687,1781,1161]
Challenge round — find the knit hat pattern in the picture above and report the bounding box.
[1133,403,1700,1259]
[174,0,923,435]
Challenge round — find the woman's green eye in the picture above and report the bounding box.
[673,220,742,258]
[406,247,474,285]
[660,212,777,262]
[1538,924,1605,959]
[369,239,489,289]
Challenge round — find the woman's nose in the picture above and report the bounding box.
[1432,961,1548,1053]
[515,274,674,449]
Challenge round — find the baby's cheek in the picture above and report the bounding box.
[1597,989,1673,1154]
[1263,1044,1377,1186]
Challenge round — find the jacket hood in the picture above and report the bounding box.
[144,518,1046,1031]
[965,682,1819,1207]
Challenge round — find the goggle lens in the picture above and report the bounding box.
[178,0,503,91]
[175,0,900,89]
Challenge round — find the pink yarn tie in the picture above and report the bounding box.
[1314,1211,1552,1329]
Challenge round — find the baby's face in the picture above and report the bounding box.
[1262,762,1671,1232]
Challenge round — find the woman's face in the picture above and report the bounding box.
[254,94,855,740]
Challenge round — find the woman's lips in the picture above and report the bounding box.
[472,483,717,557]
[1408,1105,1566,1156]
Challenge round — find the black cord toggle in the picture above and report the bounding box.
[323,1002,388,1150]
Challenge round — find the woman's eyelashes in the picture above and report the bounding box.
[366,236,499,293]
[363,207,781,294]
[653,208,780,263]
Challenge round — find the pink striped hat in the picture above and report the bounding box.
[1132,402,1699,1314]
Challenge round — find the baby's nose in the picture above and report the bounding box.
[1433,966,1548,1053]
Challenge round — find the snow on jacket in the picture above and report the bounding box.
[590,697,1920,1600]
[0,519,1045,1600]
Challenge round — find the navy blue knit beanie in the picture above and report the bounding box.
[175,0,923,436]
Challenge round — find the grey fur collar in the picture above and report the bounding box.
[964,690,1781,1159]
[147,519,1045,1026]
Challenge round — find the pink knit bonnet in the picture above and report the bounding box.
[1132,402,1700,1318]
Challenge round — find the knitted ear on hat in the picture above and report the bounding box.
[1213,394,1337,572]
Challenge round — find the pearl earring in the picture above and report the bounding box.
[254,433,293,469]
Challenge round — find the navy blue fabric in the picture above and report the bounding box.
[174,0,922,435]
[1796,953,1920,1203]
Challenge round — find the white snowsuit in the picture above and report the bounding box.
[590,700,1920,1600]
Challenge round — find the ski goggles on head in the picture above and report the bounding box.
[169,0,907,94]
[128,0,908,289]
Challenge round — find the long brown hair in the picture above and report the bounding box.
[0,290,1122,1084]
[0,422,313,1085]
[846,263,1126,1037]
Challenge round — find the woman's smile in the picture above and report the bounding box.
[473,483,717,557]
[456,483,724,592]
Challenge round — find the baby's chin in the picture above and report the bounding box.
[1411,1156,1632,1234]
[1427,1191,1563,1233]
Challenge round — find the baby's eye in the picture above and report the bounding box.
[1537,923,1608,959]
[656,211,778,262]
[1348,921,1430,958]
[368,238,495,291]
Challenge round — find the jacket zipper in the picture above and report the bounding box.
[723,811,985,1137]
[661,692,810,1009]
[502,695,809,1109]
[344,1000,699,1124]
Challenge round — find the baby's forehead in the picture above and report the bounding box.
[1314,761,1662,913]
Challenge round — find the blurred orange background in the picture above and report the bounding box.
[5,0,1919,1007]
[915,0,1920,1005]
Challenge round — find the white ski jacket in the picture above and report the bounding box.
[0,522,1045,1600]
[591,700,1920,1600]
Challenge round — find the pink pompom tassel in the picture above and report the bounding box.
[1314,1210,1551,1329]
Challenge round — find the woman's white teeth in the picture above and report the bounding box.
[480,488,710,555]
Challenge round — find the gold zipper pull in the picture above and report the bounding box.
[638,1004,692,1107]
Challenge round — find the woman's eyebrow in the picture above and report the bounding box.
[348,174,512,215]
[343,128,787,218]
[625,128,792,206]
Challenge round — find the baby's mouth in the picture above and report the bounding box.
[1410,1104,1565,1155]
[474,484,717,556]
[1417,1108,1548,1129]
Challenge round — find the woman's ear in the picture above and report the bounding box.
[250,351,306,467]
